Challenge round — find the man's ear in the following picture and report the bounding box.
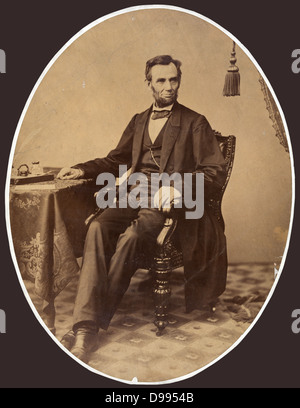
[146,80,152,91]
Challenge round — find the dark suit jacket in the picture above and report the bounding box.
[75,101,228,311]
[75,102,225,183]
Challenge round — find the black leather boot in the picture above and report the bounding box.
[70,323,98,363]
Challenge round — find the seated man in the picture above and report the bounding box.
[57,55,227,363]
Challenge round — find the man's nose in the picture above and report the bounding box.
[164,80,172,90]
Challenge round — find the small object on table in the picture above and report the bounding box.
[17,163,30,177]
[31,161,43,175]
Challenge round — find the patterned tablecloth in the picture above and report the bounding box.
[8,177,99,332]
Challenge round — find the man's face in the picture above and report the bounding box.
[148,62,180,108]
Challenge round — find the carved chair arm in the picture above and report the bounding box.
[156,216,178,248]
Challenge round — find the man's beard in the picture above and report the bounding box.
[151,87,179,108]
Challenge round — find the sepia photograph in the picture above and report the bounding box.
[6,6,294,384]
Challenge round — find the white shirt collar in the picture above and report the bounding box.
[152,103,174,112]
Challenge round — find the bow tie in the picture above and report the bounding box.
[151,110,172,120]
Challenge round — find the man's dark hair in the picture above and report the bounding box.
[145,55,182,82]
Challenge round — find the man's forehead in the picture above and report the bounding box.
[150,63,178,79]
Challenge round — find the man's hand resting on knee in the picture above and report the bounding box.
[154,186,181,215]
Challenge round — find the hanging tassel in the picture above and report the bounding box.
[223,41,240,96]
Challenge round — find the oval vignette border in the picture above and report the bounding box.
[4,4,295,385]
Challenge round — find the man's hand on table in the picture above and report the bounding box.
[57,167,84,180]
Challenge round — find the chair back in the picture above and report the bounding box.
[208,131,236,230]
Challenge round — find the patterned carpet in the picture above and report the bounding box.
[24,262,275,384]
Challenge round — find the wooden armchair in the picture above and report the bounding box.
[149,133,236,336]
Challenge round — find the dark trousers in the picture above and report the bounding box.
[73,207,166,331]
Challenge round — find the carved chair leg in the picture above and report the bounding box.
[153,251,172,336]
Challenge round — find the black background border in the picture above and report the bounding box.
[0,0,299,389]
